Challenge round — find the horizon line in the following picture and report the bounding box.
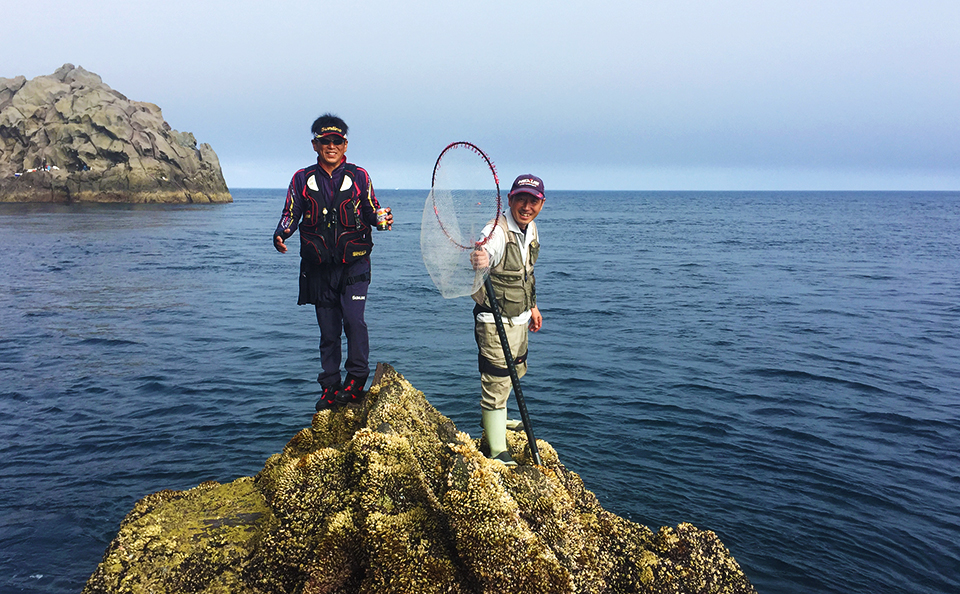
[227,187,960,193]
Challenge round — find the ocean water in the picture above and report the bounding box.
[1,189,958,594]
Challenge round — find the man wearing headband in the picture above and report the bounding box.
[273,113,393,412]
[470,174,545,466]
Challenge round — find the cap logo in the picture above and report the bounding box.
[314,126,345,139]
[509,174,545,199]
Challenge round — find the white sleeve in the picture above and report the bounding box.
[479,222,506,267]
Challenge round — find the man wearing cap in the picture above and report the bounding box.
[273,113,393,412]
[469,174,545,466]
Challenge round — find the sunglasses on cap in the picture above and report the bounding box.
[314,136,345,146]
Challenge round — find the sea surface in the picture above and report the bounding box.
[1,189,959,594]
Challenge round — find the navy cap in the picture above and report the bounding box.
[508,174,545,200]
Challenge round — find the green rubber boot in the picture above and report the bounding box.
[482,408,517,467]
[506,418,524,431]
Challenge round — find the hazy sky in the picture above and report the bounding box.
[5,0,959,190]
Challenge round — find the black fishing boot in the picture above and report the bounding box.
[335,375,367,407]
[315,382,342,412]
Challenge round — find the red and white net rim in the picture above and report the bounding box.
[430,141,501,249]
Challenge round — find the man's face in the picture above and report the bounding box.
[508,193,544,228]
[313,136,348,170]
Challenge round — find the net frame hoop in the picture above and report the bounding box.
[430,141,501,250]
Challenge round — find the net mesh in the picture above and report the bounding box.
[420,142,501,299]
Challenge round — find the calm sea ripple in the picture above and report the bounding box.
[1,190,958,594]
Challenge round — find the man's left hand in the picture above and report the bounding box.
[529,306,542,332]
[380,207,394,230]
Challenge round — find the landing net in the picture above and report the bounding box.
[420,142,501,298]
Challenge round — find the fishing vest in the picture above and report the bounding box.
[472,217,539,318]
[298,163,374,266]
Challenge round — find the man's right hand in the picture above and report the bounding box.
[274,235,288,253]
[470,247,489,269]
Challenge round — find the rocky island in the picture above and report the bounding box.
[83,364,756,594]
[0,64,230,203]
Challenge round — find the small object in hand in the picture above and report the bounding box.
[376,208,390,230]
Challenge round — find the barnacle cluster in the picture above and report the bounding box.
[84,364,756,594]
[82,477,275,593]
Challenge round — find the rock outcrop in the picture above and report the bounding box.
[82,364,756,594]
[0,64,230,203]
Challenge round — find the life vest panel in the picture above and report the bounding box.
[298,163,373,265]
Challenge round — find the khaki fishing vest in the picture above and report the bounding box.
[472,217,539,318]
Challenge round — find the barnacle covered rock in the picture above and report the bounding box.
[82,477,275,593]
[83,364,756,594]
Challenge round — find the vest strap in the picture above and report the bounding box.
[344,270,371,287]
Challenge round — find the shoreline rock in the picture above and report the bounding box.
[82,364,756,594]
[0,64,230,203]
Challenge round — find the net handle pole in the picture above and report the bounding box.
[484,275,542,466]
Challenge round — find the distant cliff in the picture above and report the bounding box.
[83,364,756,594]
[0,64,230,203]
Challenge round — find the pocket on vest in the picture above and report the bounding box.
[497,290,525,318]
[300,233,330,265]
[342,237,372,263]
